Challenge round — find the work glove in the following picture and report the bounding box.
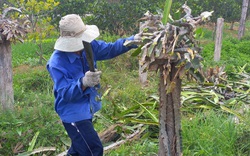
[82,70,102,87]
[134,33,142,41]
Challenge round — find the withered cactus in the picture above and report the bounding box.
[0,7,28,110]
[125,4,213,156]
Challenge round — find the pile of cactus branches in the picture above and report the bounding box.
[125,4,213,87]
[0,7,28,43]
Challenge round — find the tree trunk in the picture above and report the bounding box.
[158,63,182,156]
[238,0,249,39]
[0,40,14,110]
[229,22,234,30]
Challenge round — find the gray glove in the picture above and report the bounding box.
[82,70,102,87]
[134,33,142,40]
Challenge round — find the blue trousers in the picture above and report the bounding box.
[63,119,103,156]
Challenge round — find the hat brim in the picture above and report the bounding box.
[82,25,100,43]
[54,25,100,52]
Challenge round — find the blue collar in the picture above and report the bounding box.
[58,51,81,63]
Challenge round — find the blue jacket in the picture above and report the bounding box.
[47,36,136,123]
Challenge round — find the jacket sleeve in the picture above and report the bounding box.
[92,36,137,61]
[47,65,91,103]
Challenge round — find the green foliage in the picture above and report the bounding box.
[13,68,54,110]
[12,40,55,67]
[1,0,240,37]
[4,0,59,64]
[6,0,59,40]
[13,67,52,93]
[48,0,242,36]
[0,105,66,155]
[235,111,250,155]
[182,110,240,155]
[171,0,241,23]
[98,32,122,42]
[162,0,172,25]
[201,38,250,72]
[105,139,158,156]
[50,0,89,26]
[84,0,166,35]
[0,55,63,155]
[12,42,38,67]
[99,56,154,113]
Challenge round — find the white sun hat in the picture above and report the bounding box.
[54,14,100,52]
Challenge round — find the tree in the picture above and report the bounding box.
[222,0,242,30]
[52,0,166,35]
[125,3,212,155]
[238,0,249,39]
[49,0,89,26]
[48,0,243,36]
[171,0,241,29]
[13,0,59,64]
[3,0,59,65]
[0,7,28,110]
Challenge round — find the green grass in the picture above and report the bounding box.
[0,105,66,155]
[201,37,250,72]
[12,42,39,67]
[182,111,239,156]
[104,139,158,156]
[11,40,55,67]
[104,110,250,156]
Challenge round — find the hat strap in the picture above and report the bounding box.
[61,29,85,37]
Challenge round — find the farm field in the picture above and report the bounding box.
[0,1,250,155]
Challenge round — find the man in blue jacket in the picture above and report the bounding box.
[47,14,139,156]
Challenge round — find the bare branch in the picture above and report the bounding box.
[2,7,22,19]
